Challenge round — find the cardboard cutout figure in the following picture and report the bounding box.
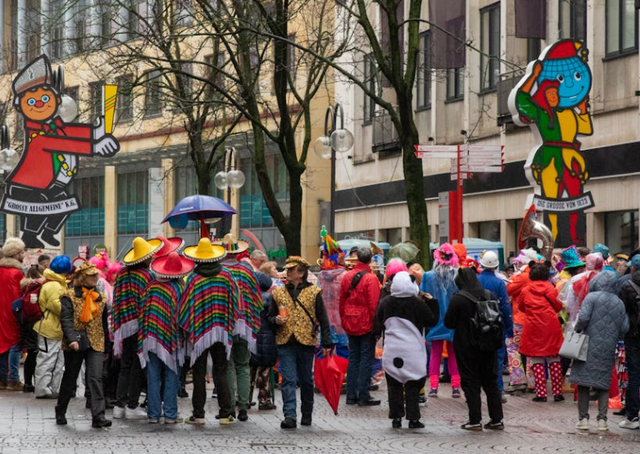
[508,40,593,247]
[0,55,120,248]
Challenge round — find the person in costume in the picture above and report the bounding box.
[420,243,461,398]
[215,233,263,422]
[267,256,332,429]
[2,55,119,248]
[139,251,194,424]
[55,262,111,428]
[444,268,505,431]
[513,40,592,244]
[180,238,240,425]
[374,271,438,429]
[112,237,164,420]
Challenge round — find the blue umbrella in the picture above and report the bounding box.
[162,195,237,238]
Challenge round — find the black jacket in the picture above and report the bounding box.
[252,286,278,368]
[60,287,110,353]
[373,294,439,338]
[619,270,640,338]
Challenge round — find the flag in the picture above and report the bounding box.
[515,0,546,39]
[429,0,466,69]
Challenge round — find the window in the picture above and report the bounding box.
[446,68,464,100]
[75,0,88,53]
[527,38,541,62]
[174,63,192,111]
[101,4,112,45]
[416,31,431,110]
[145,70,163,117]
[480,3,501,91]
[66,176,105,236]
[176,0,194,27]
[605,210,639,254]
[363,54,376,124]
[89,81,103,123]
[606,0,637,56]
[559,0,587,42]
[50,0,64,59]
[478,221,501,242]
[117,171,148,234]
[25,0,42,62]
[115,75,133,122]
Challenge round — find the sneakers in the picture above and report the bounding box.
[125,406,148,420]
[428,388,438,398]
[238,410,248,422]
[219,415,237,425]
[619,417,640,429]
[451,388,461,398]
[6,381,24,391]
[185,416,206,425]
[484,421,505,430]
[418,393,427,404]
[576,418,589,430]
[112,406,125,419]
[165,417,183,424]
[461,422,483,431]
[392,418,402,428]
[408,420,425,429]
[280,417,297,429]
[597,419,609,432]
[148,418,160,424]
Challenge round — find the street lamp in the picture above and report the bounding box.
[314,103,354,236]
[214,146,245,236]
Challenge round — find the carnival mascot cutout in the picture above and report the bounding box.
[0,55,120,248]
[508,40,593,247]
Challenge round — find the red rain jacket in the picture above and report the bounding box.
[339,262,381,336]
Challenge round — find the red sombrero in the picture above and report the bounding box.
[151,252,194,279]
[153,236,185,258]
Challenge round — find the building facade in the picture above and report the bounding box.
[334,0,640,258]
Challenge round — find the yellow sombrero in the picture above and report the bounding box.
[212,233,249,254]
[123,237,164,266]
[183,238,227,263]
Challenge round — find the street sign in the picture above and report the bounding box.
[459,165,503,173]
[450,172,469,181]
[415,151,459,159]
[461,145,504,152]
[414,145,459,152]
[460,156,504,166]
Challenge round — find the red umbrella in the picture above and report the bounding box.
[314,354,349,415]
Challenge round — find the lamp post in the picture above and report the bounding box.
[314,103,354,236]
[214,146,245,237]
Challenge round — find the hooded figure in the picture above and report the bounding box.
[570,271,628,430]
[374,271,438,428]
[444,268,504,431]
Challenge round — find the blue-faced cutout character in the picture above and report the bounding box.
[538,56,591,109]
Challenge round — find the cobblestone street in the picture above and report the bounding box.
[1,382,639,454]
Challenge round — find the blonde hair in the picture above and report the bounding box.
[259,261,278,277]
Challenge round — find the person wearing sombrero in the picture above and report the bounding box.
[216,233,263,422]
[55,262,111,428]
[153,236,185,258]
[139,252,194,424]
[112,236,164,420]
[267,256,332,429]
[179,238,240,425]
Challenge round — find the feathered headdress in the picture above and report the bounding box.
[319,226,344,270]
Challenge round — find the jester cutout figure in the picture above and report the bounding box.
[0,55,120,248]
[508,40,593,246]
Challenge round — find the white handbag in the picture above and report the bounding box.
[559,331,589,361]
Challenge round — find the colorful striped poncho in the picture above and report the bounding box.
[225,262,263,354]
[112,266,153,357]
[138,280,184,374]
[179,269,240,363]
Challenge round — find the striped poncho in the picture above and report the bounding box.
[112,266,153,357]
[179,269,240,363]
[225,262,263,354]
[138,280,184,374]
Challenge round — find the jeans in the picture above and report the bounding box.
[625,336,640,419]
[57,349,105,420]
[115,335,144,409]
[227,336,251,411]
[146,353,180,420]
[192,343,232,418]
[386,373,426,420]
[346,332,376,402]
[0,344,21,382]
[578,386,609,421]
[278,343,315,420]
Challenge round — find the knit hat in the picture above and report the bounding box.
[50,255,73,274]
[2,237,25,257]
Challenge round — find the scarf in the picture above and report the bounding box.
[79,287,100,322]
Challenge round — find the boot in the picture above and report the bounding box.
[55,406,67,425]
[531,363,547,400]
[21,231,44,249]
[40,230,60,247]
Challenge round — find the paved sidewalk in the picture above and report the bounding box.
[1,382,639,453]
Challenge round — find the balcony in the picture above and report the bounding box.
[496,69,525,127]
[372,110,401,153]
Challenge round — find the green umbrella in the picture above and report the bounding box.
[387,242,420,263]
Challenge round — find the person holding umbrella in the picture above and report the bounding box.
[267,256,332,429]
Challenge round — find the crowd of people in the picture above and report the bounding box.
[0,233,637,434]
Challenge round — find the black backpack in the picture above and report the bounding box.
[459,290,504,353]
